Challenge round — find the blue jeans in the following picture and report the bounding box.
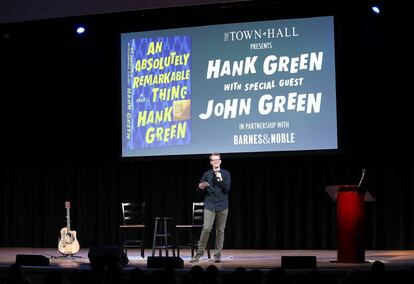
[197,208,228,255]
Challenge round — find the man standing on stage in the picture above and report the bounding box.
[190,152,231,263]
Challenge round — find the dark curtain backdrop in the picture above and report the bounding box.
[1,1,412,250]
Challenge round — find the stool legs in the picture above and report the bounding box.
[152,217,176,257]
[152,218,159,257]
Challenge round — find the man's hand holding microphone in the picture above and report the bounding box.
[214,171,223,182]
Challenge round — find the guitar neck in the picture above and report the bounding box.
[66,207,71,231]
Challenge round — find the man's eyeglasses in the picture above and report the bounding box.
[210,159,221,162]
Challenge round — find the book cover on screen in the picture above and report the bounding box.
[125,35,192,149]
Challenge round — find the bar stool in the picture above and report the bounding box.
[152,217,176,257]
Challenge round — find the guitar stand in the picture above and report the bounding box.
[51,254,82,259]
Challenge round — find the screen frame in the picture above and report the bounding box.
[118,2,342,160]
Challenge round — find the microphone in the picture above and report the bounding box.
[357,169,366,188]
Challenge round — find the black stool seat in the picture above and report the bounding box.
[152,217,177,257]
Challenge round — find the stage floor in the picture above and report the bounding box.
[1,247,414,271]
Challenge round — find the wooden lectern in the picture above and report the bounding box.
[325,184,375,263]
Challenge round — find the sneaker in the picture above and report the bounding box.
[214,253,221,263]
[190,252,203,263]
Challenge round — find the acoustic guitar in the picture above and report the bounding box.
[58,201,80,255]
